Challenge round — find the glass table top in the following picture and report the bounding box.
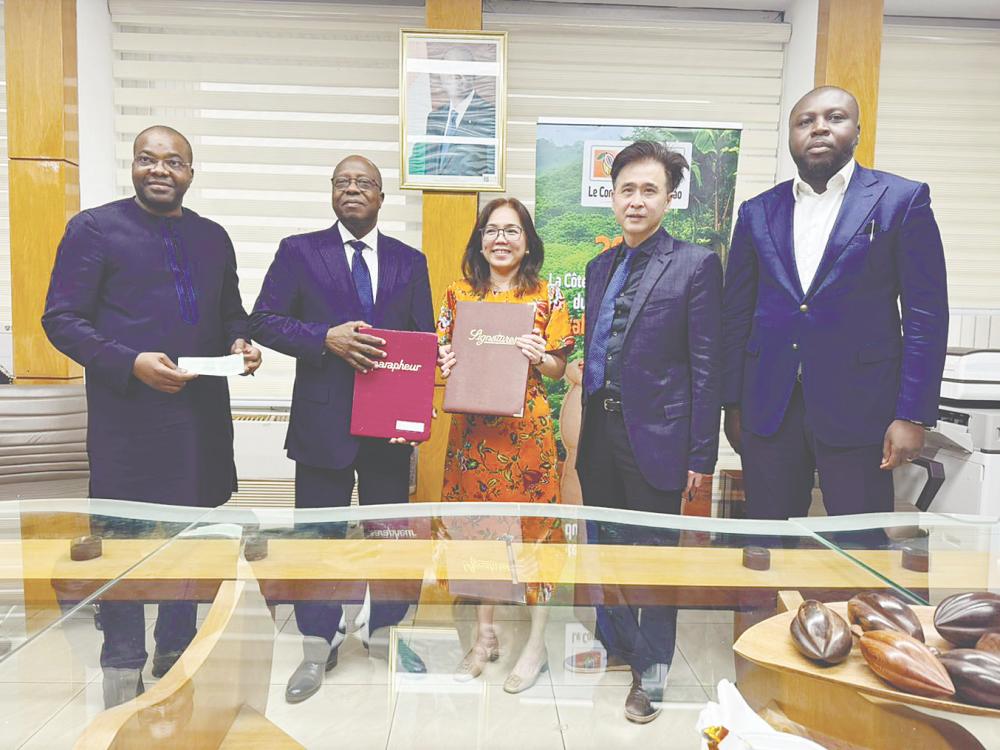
[0,499,995,749]
[794,511,1000,605]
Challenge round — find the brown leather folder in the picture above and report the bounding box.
[443,301,536,417]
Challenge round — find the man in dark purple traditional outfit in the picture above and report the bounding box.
[42,126,261,706]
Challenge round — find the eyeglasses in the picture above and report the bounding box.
[133,155,191,172]
[332,176,381,192]
[481,226,523,241]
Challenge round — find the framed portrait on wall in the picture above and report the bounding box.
[400,29,507,192]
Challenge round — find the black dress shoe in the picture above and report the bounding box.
[151,647,183,679]
[286,661,324,704]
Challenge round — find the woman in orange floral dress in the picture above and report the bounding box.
[437,197,574,694]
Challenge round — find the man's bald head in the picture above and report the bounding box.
[333,155,383,187]
[133,125,193,163]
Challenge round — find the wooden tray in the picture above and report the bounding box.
[734,601,1000,719]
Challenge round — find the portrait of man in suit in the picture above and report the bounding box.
[409,45,498,179]
[250,154,434,703]
[721,85,949,521]
[573,141,723,723]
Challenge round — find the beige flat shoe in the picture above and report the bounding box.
[454,637,500,682]
[502,654,549,694]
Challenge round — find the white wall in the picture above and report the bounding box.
[775,0,818,183]
[76,0,117,209]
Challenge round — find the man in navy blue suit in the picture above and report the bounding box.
[251,155,434,703]
[575,141,723,723]
[722,86,948,521]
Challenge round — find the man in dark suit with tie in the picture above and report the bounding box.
[250,155,434,703]
[575,141,723,723]
[722,86,948,520]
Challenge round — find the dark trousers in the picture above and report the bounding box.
[293,439,412,644]
[99,600,197,670]
[578,402,681,673]
[90,516,197,671]
[741,384,894,520]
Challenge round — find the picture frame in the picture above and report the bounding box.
[399,29,507,192]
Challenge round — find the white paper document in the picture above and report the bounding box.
[177,353,245,377]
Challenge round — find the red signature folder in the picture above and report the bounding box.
[443,301,536,417]
[350,329,438,442]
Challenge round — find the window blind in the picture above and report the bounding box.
[483,2,791,213]
[878,21,1000,319]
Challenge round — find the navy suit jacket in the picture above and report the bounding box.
[577,229,723,492]
[250,224,434,470]
[721,164,949,446]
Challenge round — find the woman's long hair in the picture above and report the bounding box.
[461,197,544,297]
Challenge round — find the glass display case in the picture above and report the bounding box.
[0,498,995,749]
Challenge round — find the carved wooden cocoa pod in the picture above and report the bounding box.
[848,591,925,642]
[976,632,1000,655]
[859,630,955,698]
[934,592,1000,647]
[938,649,1000,708]
[790,600,853,665]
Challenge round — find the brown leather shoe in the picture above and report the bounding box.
[624,679,662,724]
[563,650,631,674]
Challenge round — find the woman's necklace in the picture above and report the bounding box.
[490,279,513,294]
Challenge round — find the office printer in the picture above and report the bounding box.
[895,348,1000,516]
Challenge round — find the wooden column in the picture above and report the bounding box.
[5,0,82,383]
[414,0,483,501]
[815,0,884,167]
